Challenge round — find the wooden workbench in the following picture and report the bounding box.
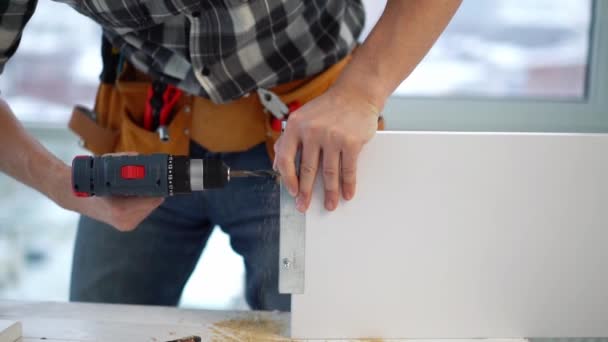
[0,300,290,341]
[0,300,530,341]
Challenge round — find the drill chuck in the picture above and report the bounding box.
[71,154,229,197]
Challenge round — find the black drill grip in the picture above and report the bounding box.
[71,154,191,197]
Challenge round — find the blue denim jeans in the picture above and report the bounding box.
[69,142,290,311]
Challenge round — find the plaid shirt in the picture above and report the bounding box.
[0,0,364,103]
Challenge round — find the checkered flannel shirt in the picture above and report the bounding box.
[0,0,364,103]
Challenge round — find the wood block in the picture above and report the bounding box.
[292,132,608,339]
[0,320,22,342]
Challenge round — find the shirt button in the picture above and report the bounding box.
[201,67,211,77]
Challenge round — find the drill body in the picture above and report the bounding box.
[71,154,229,197]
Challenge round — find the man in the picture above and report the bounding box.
[0,0,461,311]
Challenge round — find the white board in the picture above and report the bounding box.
[291,132,608,339]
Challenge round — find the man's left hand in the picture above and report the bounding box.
[274,86,380,213]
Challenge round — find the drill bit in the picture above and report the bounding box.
[230,169,280,179]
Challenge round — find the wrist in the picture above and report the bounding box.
[329,65,388,117]
[326,80,384,119]
[46,162,78,211]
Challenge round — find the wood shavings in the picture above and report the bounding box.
[209,315,384,341]
[209,315,291,341]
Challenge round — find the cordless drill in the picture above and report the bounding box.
[71,154,277,197]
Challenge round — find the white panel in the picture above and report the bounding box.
[292,132,608,339]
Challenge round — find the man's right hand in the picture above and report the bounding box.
[53,163,163,232]
[1,99,162,232]
[72,196,163,232]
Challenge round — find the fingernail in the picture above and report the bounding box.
[289,186,298,197]
[296,195,306,212]
[344,190,353,201]
[325,198,336,211]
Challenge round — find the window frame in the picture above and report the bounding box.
[383,0,607,133]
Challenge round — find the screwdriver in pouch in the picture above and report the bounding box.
[71,154,278,197]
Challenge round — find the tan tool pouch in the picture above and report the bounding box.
[69,54,385,158]
[69,63,191,155]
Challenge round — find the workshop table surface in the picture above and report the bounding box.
[0,300,290,341]
[0,300,532,342]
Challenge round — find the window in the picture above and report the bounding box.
[364,0,593,100]
[407,0,592,99]
[362,0,606,133]
[0,0,101,125]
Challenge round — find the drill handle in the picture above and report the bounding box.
[71,154,190,197]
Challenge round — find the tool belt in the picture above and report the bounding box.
[69,45,385,160]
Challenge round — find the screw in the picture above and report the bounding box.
[282,258,291,270]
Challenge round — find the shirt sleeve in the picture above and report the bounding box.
[0,0,38,75]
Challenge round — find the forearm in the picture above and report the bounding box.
[332,0,462,109]
[0,97,72,206]
[0,97,165,230]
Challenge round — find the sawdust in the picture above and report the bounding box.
[209,315,290,341]
[209,315,384,342]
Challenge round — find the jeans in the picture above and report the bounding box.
[69,142,290,311]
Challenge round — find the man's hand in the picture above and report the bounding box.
[0,99,162,231]
[274,86,379,213]
[274,0,461,213]
[70,196,163,232]
[54,158,163,232]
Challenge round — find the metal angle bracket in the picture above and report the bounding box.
[279,179,306,294]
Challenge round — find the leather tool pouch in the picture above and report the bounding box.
[69,61,191,156]
[112,64,190,155]
[69,39,384,158]
[69,58,386,158]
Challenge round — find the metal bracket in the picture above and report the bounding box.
[279,179,306,294]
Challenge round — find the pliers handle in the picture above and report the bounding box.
[144,82,182,131]
[257,88,301,132]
